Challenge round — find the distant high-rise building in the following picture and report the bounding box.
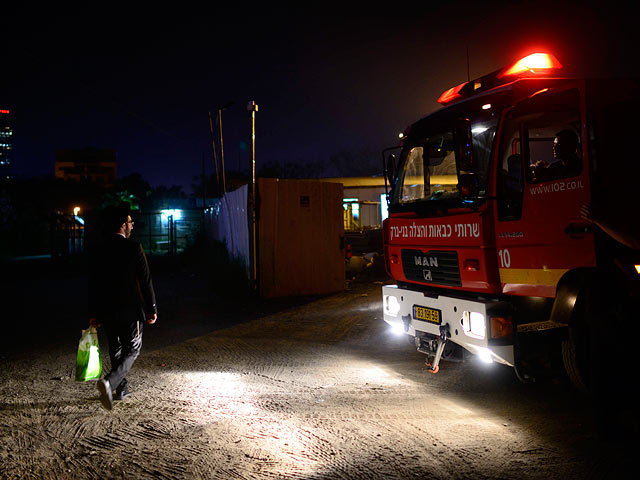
[0,109,13,180]
[54,147,117,186]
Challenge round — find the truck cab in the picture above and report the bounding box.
[381,53,640,387]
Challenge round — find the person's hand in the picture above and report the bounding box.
[532,159,548,168]
[530,160,547,182]
[146,313,157,325]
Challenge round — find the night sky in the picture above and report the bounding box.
[4,4,639,193]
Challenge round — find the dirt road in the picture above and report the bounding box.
[0,276,633,479]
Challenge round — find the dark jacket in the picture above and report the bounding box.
[88,234,157,319]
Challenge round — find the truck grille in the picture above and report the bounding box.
[401,249,461,287]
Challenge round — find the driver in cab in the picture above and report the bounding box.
[532,129,581,182]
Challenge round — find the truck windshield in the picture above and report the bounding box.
[392,118,497,205]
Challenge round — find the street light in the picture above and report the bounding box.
[247,100,258,292]
[72,207,81,255]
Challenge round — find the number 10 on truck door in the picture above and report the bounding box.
[498,249,511,268]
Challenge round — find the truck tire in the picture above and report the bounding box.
[561,292,591,394]
[563,275,636,439]
[561,326,589,393]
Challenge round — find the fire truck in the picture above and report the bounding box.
[381,53,640,390]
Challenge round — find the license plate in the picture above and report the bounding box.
[412,305,442,325]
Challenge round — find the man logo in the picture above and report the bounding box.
[423,270,432,281]
[415,256,439,267]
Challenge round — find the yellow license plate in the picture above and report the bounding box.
[413,305,442,325]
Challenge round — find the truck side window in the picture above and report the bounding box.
[523,89,582,184]
[498,89,581,220]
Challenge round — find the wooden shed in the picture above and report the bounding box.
[258,178,345,298]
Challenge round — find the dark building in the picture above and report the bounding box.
[0,109,13,180]
[54,147,117,186]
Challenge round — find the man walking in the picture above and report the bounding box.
[89,205,157,411]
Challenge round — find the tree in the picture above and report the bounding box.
[101,173,153,210]
[328,148,380,177]
[257,160,323,179]
[0,176,107,257]
[149,185,186,210]
[191,173,220,198]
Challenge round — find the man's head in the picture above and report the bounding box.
[104,205,133,238]
[121,214,134,238]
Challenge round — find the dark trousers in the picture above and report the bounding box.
[103,308,144,393]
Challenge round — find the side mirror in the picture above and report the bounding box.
[458,172,479,197]
[385,154,396,185]
[456,117,473,171]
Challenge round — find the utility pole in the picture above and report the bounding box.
[201,152,206,207]
[208,111,220,196]
[247,100,259,293]
[217,102,234,195]
[466,46,471,82]
[218,109,225,194]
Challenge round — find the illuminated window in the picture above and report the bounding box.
[160,209,183,221]
[380,193,388,221]
[343,198,359,218]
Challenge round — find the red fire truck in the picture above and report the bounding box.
[381,53,639,390]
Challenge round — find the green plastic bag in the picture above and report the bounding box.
[75,327,102,382]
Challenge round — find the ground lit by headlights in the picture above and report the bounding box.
[148,341,530,479]
[0,274,622,479]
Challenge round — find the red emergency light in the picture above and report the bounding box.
[498,53,562,78]
[437,52,562,106]
[436,81,468,105]
[0,110,10,114]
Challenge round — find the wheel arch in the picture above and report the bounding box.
[550,267,597,326]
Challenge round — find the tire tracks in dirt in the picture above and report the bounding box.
[0,280,633,479]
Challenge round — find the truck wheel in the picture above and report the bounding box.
[561,293,591,394]
[561,326,589,393]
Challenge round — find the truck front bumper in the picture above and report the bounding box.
[382,285,514,367]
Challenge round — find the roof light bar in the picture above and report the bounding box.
[437,81,468,105]
[435,52,562,107]
[498,53,562,78]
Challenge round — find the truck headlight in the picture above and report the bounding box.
[384,295,401,317]
[476,347,493,363]
[462,311,486,339]
[390,322,405,335]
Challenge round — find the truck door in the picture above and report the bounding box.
[495,85,596,297]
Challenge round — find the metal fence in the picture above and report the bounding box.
[49,209,204,258]
[51,213,85,259]
[131,210,203,256]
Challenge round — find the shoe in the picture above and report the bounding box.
[114,386,132,401]
[97,379,113,411]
